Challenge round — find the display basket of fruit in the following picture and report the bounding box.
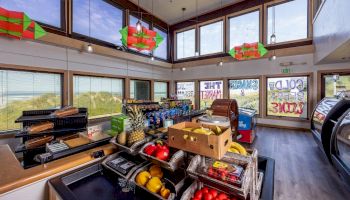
[140,139,185,171]
[102,151,149,180]
[110,134,153,155]
[168,122,232,159]
[180,180,239,200]
[131,163,187,200]
[187,154,252,199]
[111,105,153,155]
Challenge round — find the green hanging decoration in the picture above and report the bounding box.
[0,7,47,40]
[120,26,164,51]
[229,42,268,60]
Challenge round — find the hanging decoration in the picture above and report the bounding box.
[0,7,47,40]
[120,26,163,51]
[228,42,268,60]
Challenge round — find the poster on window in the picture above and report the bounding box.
[200,80,223,109]
[229,79,259,114]
[267,77,308,118]
[176,82,195,104]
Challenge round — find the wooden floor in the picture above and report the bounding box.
[251,127,350,200]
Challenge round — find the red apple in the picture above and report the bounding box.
[194,190,203,200]
[203,193,213,200]
[209,189,218,198]
[217,193,229,200]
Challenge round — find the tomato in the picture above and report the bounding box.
[192,198,200,200]
[217,193,229,200]
[201,187,209,194]
[194,190,203,199]
[143,144,157,156]
[209,189,218,198]
[203,193,213,200]
[154,147,169,161]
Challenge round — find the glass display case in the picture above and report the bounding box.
[311,97,350,162]
[331,109,350,187]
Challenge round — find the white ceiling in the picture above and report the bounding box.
[129,0,245,25]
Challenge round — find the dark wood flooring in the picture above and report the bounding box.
[251,126,350,200]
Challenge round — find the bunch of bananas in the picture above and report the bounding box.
[182,126,222,136]
[228,142,247,156]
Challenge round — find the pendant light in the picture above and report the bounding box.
[136,0,142,33]
[270,6,276,61]
[86,0,93,53]
[194,0,199,57]
[150,0,155,61]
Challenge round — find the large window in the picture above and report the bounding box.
[200,21,224,55]
[267,0,308,44]
[266,76,308,119]
[0,0,63,28]
[154,81,168,102]
[323,74,350,98]
[229,10,260,48]
[73,0,124,46]
[130,80,150,100]
[0,70,62,131]
[153,27,168,60]
[229,79,260,114]
[73,75,123,118]
[176,82,195,107]
[176,29,196,60]
[199,80,223,110]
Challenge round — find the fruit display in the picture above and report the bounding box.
[181,181,238,200]
[126,105,146,147]
[135,164,172,199]
[143,140,170,161]
[227,142,247,156]
[182,125,223,136]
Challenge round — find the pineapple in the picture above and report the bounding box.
[127,105,145,146]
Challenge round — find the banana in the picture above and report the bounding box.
[228,147,240,154]
[230,142,247,156]
[193,127,214,135]
[182,128,193,132]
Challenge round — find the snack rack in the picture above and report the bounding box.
[14,108,111,169]
[185,149,262,200]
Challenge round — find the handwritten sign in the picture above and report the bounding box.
[176,82,195,99]
[267,77,308,118]
[200,81,223,109]
[229,79,260,113]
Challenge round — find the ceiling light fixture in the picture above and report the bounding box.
[181,67,186,71]
[270,6,277,61]
[86,0,93,53]
[218,60,223,66]
[136,0,142,33]
[194,0,199,57]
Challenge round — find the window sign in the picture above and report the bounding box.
[229,79,259,114]
[200,80,223,110]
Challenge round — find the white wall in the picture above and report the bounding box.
[0,37,172,80]
[173,53,350,129]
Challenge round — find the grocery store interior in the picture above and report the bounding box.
[0,0,350,200]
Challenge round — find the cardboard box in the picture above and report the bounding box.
[168,122,232,159]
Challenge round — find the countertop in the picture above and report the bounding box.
[0,144,116,194]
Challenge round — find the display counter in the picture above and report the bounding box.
[0,144,116,198]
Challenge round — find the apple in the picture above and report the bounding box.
[202,187,209,194]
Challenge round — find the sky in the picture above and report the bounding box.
[200,21,223,55]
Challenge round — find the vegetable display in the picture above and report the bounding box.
[228,42,268,60]
[120,26,164,51]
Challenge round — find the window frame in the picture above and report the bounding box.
[130,78,151,101]
[318,69,350,102]
[0,64,66,134]
[70,71,125,120]
[153,80,169,102]
[264,73,312,121]
[174,25,197,61]
[226,6,262,52]
[263,0,312,47]
[228,76,262,117]
[198,17,225,57]
[71,0,126,49]
[152,25,169,61]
